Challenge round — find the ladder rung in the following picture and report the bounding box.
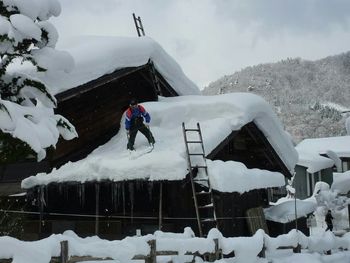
[185,129,200,132]
[191,165,207,169]
[194,179,209,182]
[186,141,202,143]
[201,218,216,222]
[189,153,204,156]
[196,191,211,196]
[199,204,214,209]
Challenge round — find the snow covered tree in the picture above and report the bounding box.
[346,116,350,135]
[203,51,350,143]
[0,0,77,163]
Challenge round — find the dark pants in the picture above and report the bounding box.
[127,123,155,150]
[325,224,333,231]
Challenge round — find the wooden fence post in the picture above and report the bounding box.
[214,238,221,261]
[258,237,265,258]
[60,240,68,263]
[147,239,156,263]
[207,238,221,262]
[258,246,266,258]
[293,244,301,253]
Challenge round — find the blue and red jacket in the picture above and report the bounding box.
[125,105,151,130]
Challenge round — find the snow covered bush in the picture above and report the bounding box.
[0,0,77,162]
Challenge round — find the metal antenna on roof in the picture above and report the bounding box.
[132,13,146,37]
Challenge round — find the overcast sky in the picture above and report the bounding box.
[53,0,350,88]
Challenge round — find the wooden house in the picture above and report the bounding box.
[293,150,334,199]
[264,199,316,237]
[296,136,350,173]
[22,93,298,240]
[292,136,350,199]
[0,36,198,197]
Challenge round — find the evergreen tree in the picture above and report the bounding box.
[0,0,77,163]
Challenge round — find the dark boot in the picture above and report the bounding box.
[127,129,138,150]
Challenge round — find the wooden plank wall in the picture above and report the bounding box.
[246,206,269,235]
[53,67,158,165]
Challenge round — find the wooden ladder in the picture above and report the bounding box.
[182,122,217,237]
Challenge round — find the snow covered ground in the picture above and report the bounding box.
[2,228,350,263]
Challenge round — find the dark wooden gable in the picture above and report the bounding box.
[52,60,178,166]
[207,122,292,178]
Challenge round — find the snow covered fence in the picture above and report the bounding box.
[2,228,350,263]
[54,238,220,263]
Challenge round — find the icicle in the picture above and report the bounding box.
[64,185,68,201]
[81,184,85,208]
[78,184,82,207]
[122,182,126,216]
[78,184,81,205]
[44,185,48,207]
[116,183,120,209]
[114,183,119,210]
[40,186,46,207]
[59,184,63,195]
[129,182,134,222]
[36,186,40,208]
[129,182,134,205]
[148,182,153,201]
[111,183,115,212]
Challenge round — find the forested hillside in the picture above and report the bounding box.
[203,52,350,143]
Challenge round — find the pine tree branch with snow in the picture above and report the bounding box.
[0,0,77,163]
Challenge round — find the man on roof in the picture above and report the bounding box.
[125,98,155,151]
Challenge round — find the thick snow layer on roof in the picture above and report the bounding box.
[22,93,297,192]
[37,35,199,96]
[296,149,334,173]
[207,160,285,194]
[264,199,317,223]
[296,136,350,158]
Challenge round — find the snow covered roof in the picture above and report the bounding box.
[2,33,199,161]
[296,149,335,173]
[22,93,298,192]
[264,199,317,223]
[296,136,350,158]
[331,171,350,194]
[39,35,200,96]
